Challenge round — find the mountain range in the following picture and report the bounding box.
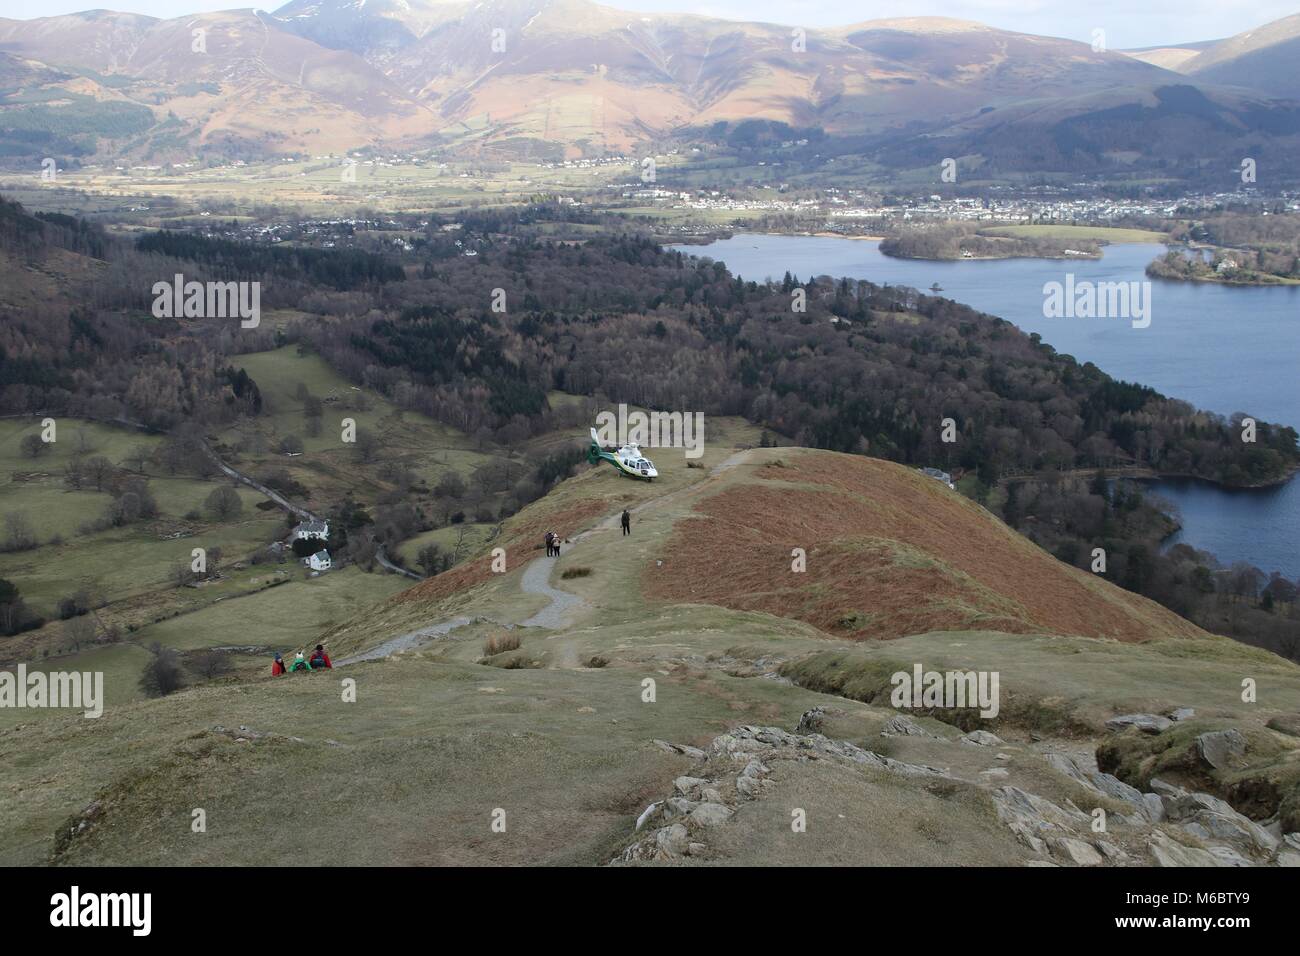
[2,3,1300,183]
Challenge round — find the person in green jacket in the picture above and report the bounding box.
[288,651,313,673]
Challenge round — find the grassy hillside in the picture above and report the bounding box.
[4,441,1299,867]
[644,449,1206,644]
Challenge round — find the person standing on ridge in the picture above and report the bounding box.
[621,509,631,536]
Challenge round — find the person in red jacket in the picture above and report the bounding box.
[271,652,286,676]
[309,644,332,669]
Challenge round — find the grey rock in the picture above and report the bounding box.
[961,730,1004,746]
[1149,832,1229,867]
[653,739,707,759]
[1205,845,1255,867]
[673,776,708,797]
[1043,753,1159,823]
[1105,713,1173,734]
[1096,840,1129,862]
[688,802,734,828]
[1142,794,1166,823]
[735,774,762,798]
[664,797,698,817]
[1048,837,1105,866]
[796,707,827,734]
[1164,791,1238,821]
[700,787,724,804]
[1270,832,1300,866]
[881,714,932,737]
[880,756,954,779]
[1043,752,1093,786]
[994,786,1089,827]
[654,823,690,858]
[1194,729,1246,770]
[1168,707,1196,722]
[1167,793,1277,853]
[992,786,1087,851]
[1149,777,1189,800]
[1180,816,1276,854]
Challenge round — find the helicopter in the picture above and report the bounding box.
[587,427,657,480]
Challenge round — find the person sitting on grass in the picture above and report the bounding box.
[288,651,313,673]
[309,644,332,669]
[271,652,286,676]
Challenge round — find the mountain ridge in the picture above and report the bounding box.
[0,5,1298,180]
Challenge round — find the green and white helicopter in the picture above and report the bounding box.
[587,427,658,480]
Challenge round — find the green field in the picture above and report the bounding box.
[0,418,284,615]
[222,346,502,505]
[136,566,407,654]
[0,566,409,729]
[0,491,280,613]
[979,225,1168,243]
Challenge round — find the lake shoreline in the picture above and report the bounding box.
[1001,463,1299,492]
[673,232,1300,579]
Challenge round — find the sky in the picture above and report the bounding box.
[2,0,1296,49]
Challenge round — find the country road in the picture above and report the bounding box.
[375,545,424,581]
[520,551,585,628]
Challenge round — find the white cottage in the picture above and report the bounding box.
[304,550,332,572]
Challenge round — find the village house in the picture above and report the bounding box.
[304,550,332,572]
[292,519,329,541]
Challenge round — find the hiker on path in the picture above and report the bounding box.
[621,509,631,536]
[545,530,556,556]
[309,644,332,669]
[288,651,313,673]
[271,652,286,676]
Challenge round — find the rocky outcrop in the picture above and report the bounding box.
[1105,713,1173,734]
[1194,729,1246,770]
[617,720,955,863]
[619,711,1300,867]
[1043,752,1163,823]
[962,730,1005,747]
[880,714,936,738]
[1162,791,1278,857]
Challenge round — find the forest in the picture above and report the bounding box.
[3,197,1295,483]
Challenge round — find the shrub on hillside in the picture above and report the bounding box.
[139,643,186,697]
[483,633,521,656]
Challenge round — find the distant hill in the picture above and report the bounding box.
[1,4,1299,182]
[1121,40,1219,71]
[1179,14,1300,100]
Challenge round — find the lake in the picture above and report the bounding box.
[672,233,1300,578]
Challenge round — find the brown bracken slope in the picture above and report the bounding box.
[644,449,1208,643]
